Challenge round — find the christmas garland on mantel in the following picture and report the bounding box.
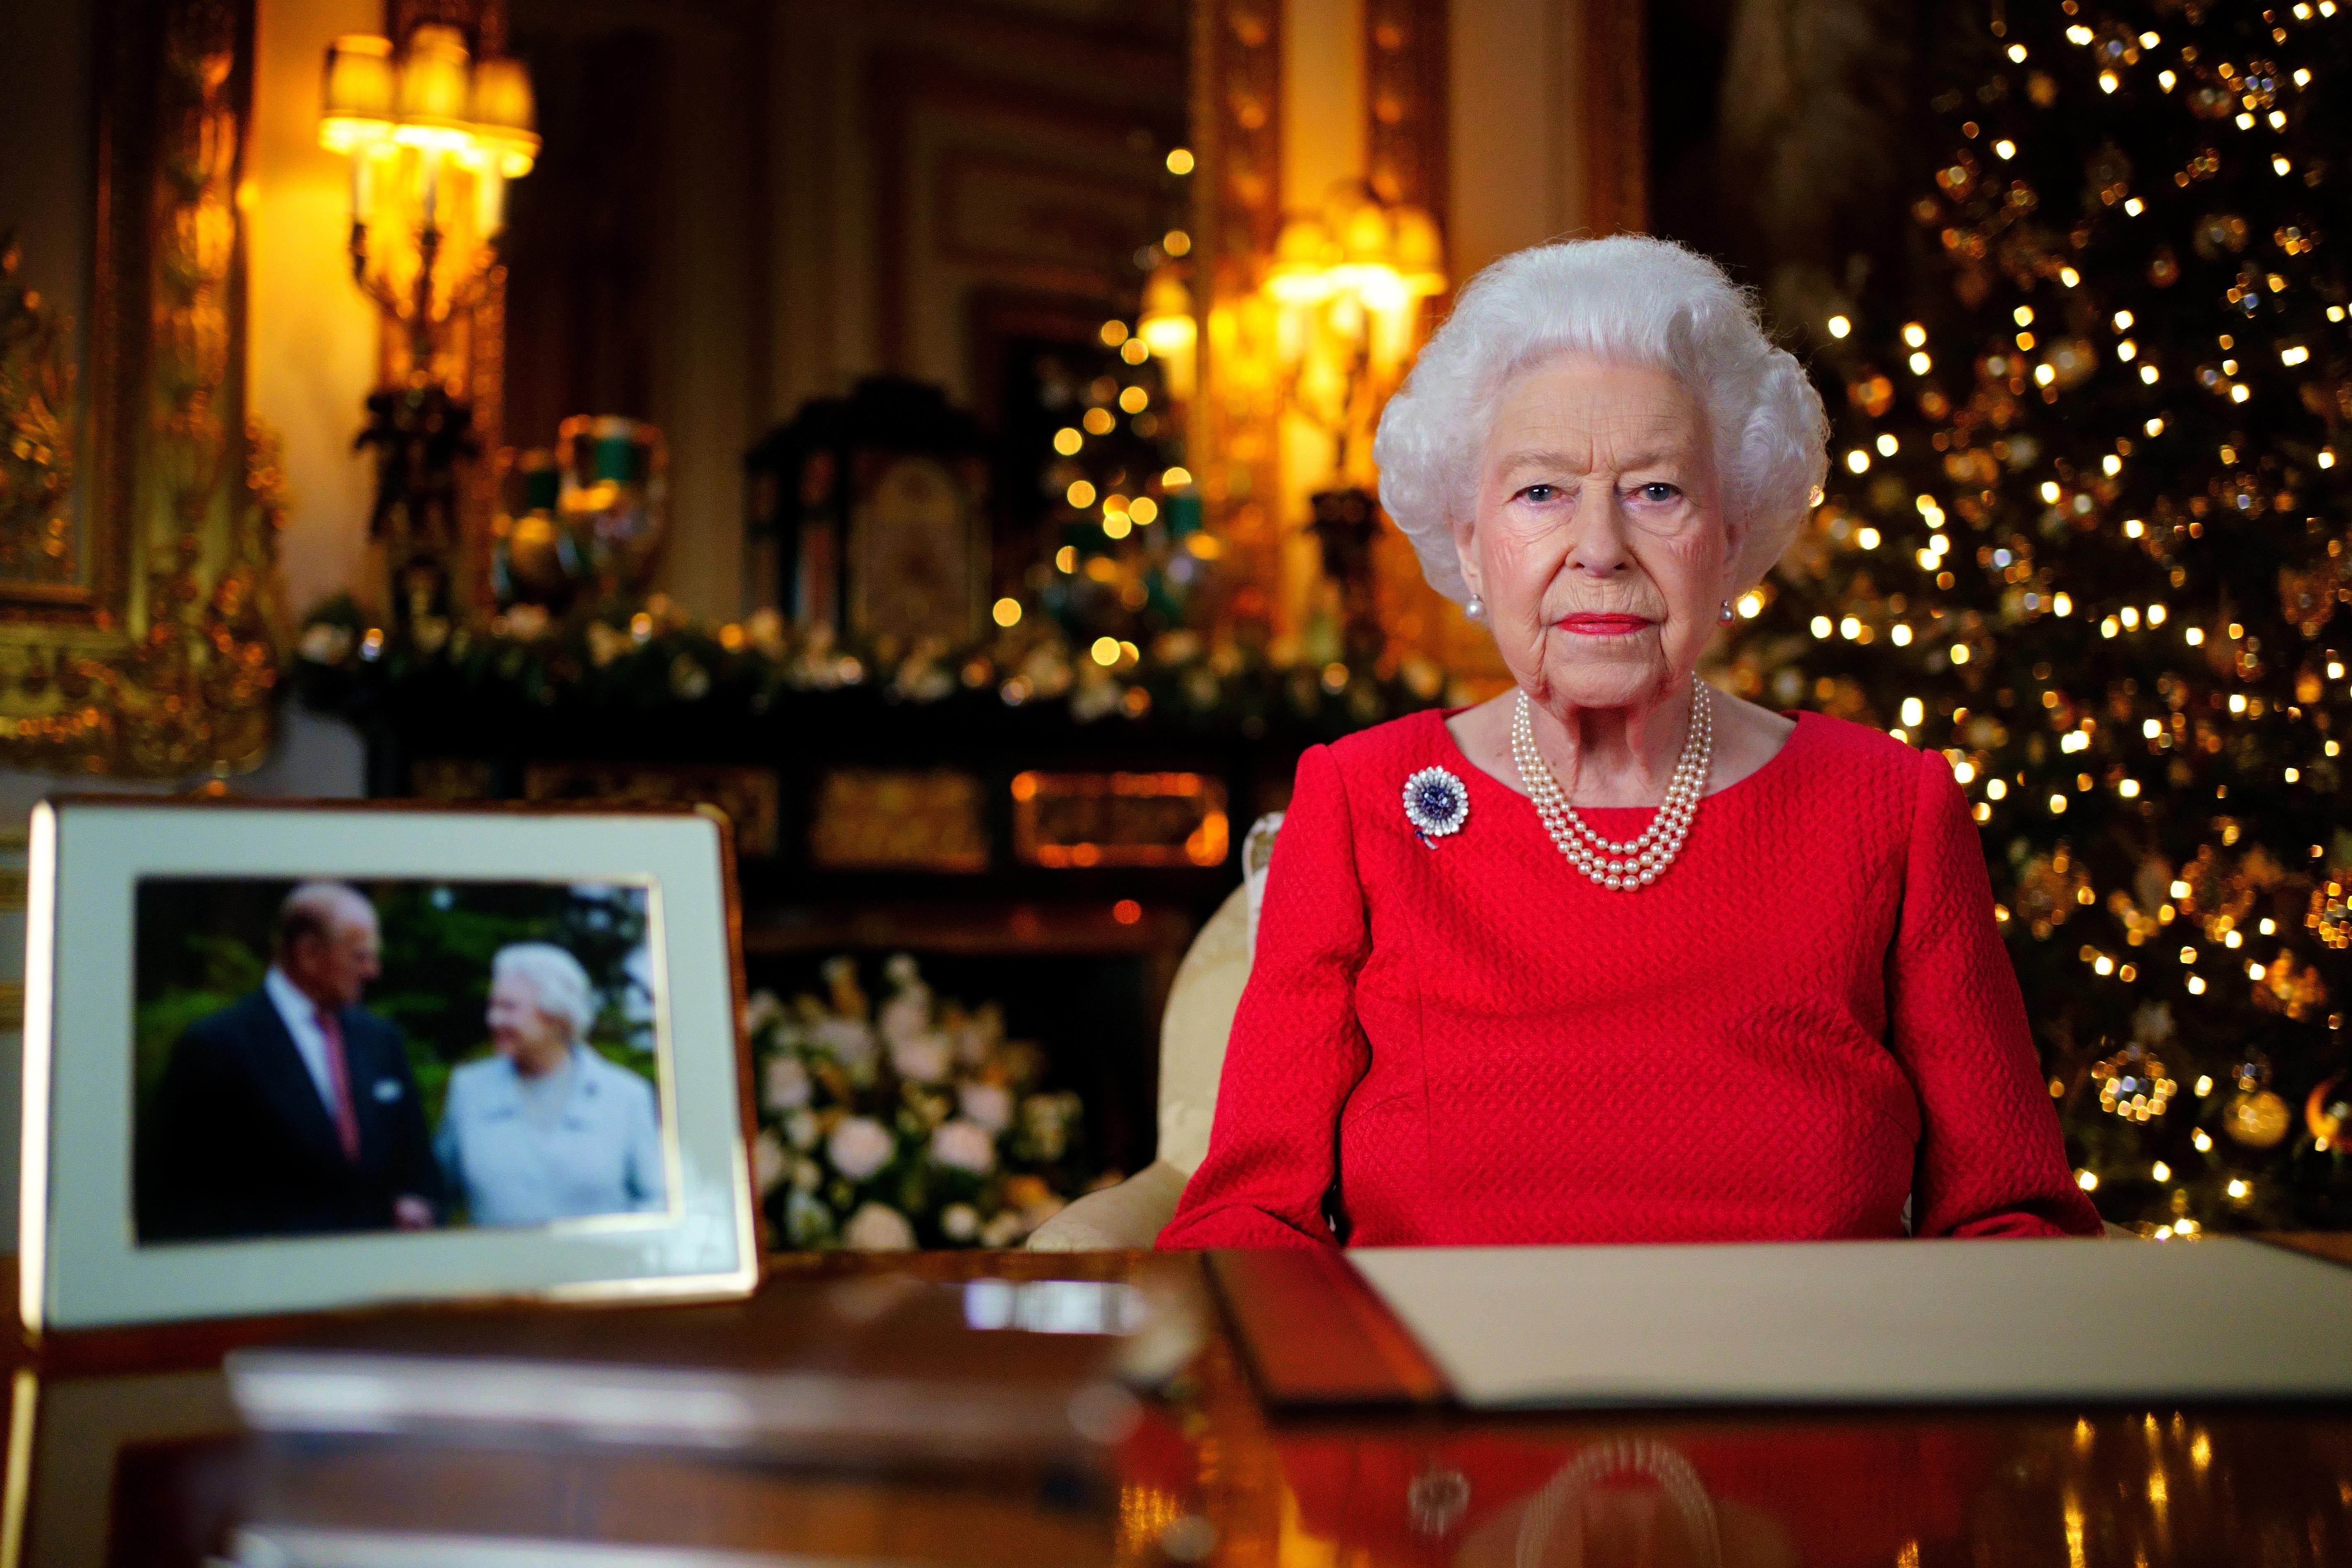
[289,594,1466,736]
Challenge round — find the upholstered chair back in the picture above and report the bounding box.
[1152,811,1282,1176]
[1026,812,1280,1248]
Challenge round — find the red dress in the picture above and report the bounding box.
[1158,707,2103,1250]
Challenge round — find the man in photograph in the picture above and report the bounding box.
[138,882,442,1241]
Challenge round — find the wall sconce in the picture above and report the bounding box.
[319,24,538,627]
[1136,263,1198,402]
[1263,181,1446,477]
[1259,181,1446,663]
[319,25,537,373]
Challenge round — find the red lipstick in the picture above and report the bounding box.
[1556,613,1653,636]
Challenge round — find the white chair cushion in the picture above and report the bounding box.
[1154,882,1250,1177]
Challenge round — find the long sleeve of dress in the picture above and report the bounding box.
[1158,745,1369,1249]
[1890,750,2105,1238]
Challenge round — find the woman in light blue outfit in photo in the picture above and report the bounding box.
[437,943,666,1227]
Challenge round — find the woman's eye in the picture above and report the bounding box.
[1635,482,1682,503]
[1520,484,1558,503]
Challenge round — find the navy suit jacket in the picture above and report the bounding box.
[137,990,441,1241]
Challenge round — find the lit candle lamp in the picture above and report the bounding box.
[318,33,394,227]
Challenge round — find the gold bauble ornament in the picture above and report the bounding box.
[2224,1089,2292,1148]
[2222,1058,2292,1149]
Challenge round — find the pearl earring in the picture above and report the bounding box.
[1466,594,1485,623]
[1718,599,1734,624]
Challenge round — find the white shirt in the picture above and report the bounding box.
[264,966,346,1118]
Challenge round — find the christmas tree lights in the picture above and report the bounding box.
[1735,0,2352,1231]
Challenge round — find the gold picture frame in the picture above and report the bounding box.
[0,0,283,778]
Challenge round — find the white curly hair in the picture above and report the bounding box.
[1372,234,1829,605]
[491,942,598,1046]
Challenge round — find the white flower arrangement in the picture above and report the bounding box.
[827,1116,895,1182]
[842,1202,916,1251]
[929,1118,996,1175]
[747,953,1106,1250]
[888,1031,953,1085]
[762,1054,811,1113]
[958,1081,1014,1134]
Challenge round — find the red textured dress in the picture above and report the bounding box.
[1158,706,2103,1250]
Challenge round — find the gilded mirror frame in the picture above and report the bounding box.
[0,0,281,779]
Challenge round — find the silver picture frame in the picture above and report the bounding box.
[19,798,759,1332]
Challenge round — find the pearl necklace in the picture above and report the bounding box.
[1510,684,1713,891]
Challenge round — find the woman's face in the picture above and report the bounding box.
[1454,356,1738,714]
[487,973,570,1070]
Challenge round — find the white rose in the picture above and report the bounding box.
[890,1031,953,1085]
[784,1108,820,1151]
[752,1130,788,1196]
[842,1202,916,1252]
[791,1158,823,1193]
[877,989,931,1049]
[762,1054,811,1112]
[744,990,785,1037]
[827,1116,895,1181]
[940,1203,980,1243]
[811,1017,877,1073]
[958,1081,1014,1134]
[929,1118,997,1175]
[979,1210,1027,1248]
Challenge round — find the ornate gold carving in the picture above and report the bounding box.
[0,237,77,589]
[1011,771,1229,869]
[524,761,780,859]
[409,756,497,800]
[0,419,283,774]
[0,0,282,777]
[1366,0,1449,216]
[810,768,989,873]
[1192,0,1285,627]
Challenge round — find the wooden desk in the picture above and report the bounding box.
[5,1248,2349,1567]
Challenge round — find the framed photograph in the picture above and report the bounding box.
[18,799,759,1332]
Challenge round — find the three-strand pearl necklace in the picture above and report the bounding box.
[1510,684,1713,891]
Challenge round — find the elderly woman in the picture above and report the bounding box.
[437,942,667,1227]
[1160,237,2100,1251]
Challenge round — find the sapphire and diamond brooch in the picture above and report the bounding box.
[1401,766,1469,846]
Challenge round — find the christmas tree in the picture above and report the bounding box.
[1019,319,1206,660]
[1731,0,2352,1232]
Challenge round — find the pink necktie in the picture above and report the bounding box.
[315,1009,362,1162]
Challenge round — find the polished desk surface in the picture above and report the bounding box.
[5,1245,2350,1568]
